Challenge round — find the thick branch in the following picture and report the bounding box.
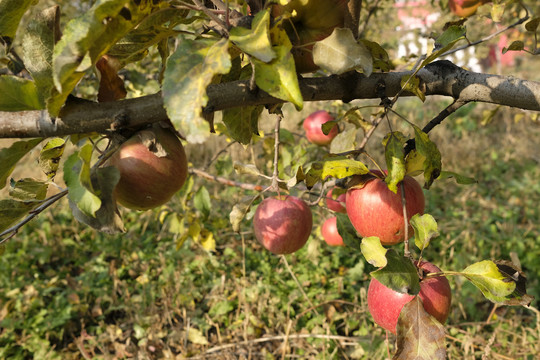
[1,61,539,138]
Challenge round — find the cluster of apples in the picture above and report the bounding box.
[253,109,451,334]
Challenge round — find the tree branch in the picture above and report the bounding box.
[1,61,539,139]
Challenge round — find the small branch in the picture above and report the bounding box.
[192,0,229,34]
[189,168,264,191]
[344,0,362,39]
[0,190,68,244]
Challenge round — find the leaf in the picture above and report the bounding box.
[306,158,369,184]
[253,22,303,110]
[313,28,373,76]
[0,0,36,39]
[193,186,211,221]
[401,75,425,102]
[163,37,231,143]
[384,132,406,194]
[68,165,124,233]
[462,260,516,303]
[233,162,261,177]
[222,105,263,145]
[371,249,420,295]
[412,126,442,189]
[336,213,361,250]
[0,76,42,111]
[525,17,540,32]
[502,41,525,54]
[63,143,101,218]
[0,138,42,189]
[329,125,357,154]
[421,25,466,67]
[405,150,425,177]
[493,260,534,306]
[0,199,40,233]
[410,214,439,250]
[50,0,156,115]
[437,171,477,185]
[187,328,208,345]
[230,9,276,63]
[39,137,66,179]
[393,297,446,360]
[361,39,391,72]
[230,198,254,232]
[360,236,388,268]
[9,178,48,201]
[199,229,216,252]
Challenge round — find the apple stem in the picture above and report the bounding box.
[400,182,410,258]
[272,114,283,194]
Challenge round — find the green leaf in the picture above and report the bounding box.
[39,137,66,179]
[502,41,525,54]
[313,28,372,76]
[253,22,303,110]
[187,328,208,345]
[0,138,42,189]
[21,6,58,106]
[307,158,369,183]
[63,143,101,218]
[412,125,442,188]
[336,213,361,250]
[383,132,406,193]
[0,76,42,111]
[360,236,388,268]
[437,171,477,185]
[230,198,254,233]
[68,164,124,233]
[401,74,425,102]
[329,125,356,154]
[394,297,446,360]
[525,17,540,32]
[229,9,275,63]
[163,37,231,144]
[194,186,211,221]
[50,0,156,116]
[0,0,36,39]
[462,260,516,303]
[410,213,439,251]
[222,105,263,145]
[371,249,420,295]
[421,25,466,67]
[9,178,48,201]
[0,199,40,234]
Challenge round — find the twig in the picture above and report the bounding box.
[191,0,229,34]
[0,190,68,244]
[281,255,319,315]
[189,168,264,191]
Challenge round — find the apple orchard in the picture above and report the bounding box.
[0,0,539,358]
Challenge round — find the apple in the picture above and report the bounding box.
[449,0,490,18]
[367,261,452,334]
[321,216,345,246]
[325,187,346,213]
[253,195,312,254]
[272,0,348,73]
[303,110,338,145]
[346,171,425,245]
[107,124,188,210]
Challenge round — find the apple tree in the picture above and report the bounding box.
[0,0,539,358]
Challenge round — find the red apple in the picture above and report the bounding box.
[368,261,452,334]
[253,195,313,254]
[325,187,346,213]
[346,171,425,245]
[303,110,338,146]
[107,124,188,210]
[321,216,344,246]
[449,0,490,17]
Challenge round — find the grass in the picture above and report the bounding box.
[0,99,539,359]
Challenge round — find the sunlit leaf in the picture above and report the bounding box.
[0,138,42,189]
[493,260,534,306]
[230,198,253,232]
[187,328,208,345]
[410,213,439,250]
[234,162,261,177]
[307,158,369,184]
[401,75,425,102]
[329,125,357,154]
[0,0,36,39]
[360,236,387,268]
[394,297,446,360]
[230,9,276,63]
[163,37,231,143]
[421,25,466,67]
[462,260,516,303]
[371,249,420,295]
[193,186,211,221]
[313,28,372,76]
[384,132,406,193]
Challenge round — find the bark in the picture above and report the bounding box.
[0,61,539,139]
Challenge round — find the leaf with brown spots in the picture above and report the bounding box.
[393,297,446,360]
